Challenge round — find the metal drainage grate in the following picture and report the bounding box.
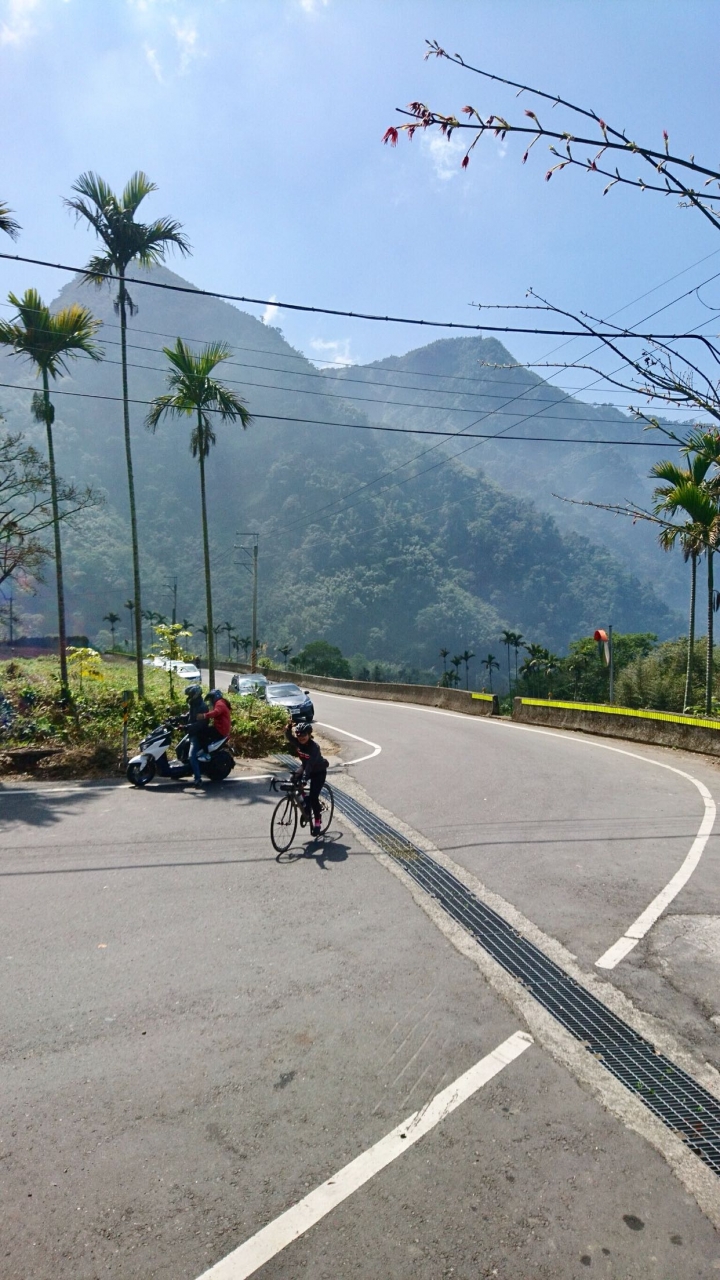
[325,779,720,1177]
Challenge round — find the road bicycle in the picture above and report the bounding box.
[269,773,334,854]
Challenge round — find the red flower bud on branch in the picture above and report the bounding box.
[461,155,470,169]
[382,127,399,147]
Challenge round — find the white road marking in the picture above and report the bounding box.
[194,1030,532,1280]
[311,690,717,969]
[314,720,382,765]
[595,773,716,967]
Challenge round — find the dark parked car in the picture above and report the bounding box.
[228,673,269,697]
[265,682,314,721]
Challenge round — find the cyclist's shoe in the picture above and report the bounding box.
[312,822,322,837]
[299,813,308,827]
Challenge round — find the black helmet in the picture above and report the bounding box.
[184,684,203,701]
[294,720,312,735]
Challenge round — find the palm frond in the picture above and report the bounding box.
[145,393,192,432]
[147,340,252,444]
[67,171,189,279]
[0,289,102,376]
[81,252,117,286]
[69,171,114,210]
[135,217,191,264]
[0,201,20,240]
[121,171,158,215]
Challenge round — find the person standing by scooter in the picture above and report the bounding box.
[182,683,209,787]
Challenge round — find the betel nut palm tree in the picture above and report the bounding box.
[0,290,102,691]
[103,611,121,650]
[146,339,252,689]
[481,653,499,692]
[65,171,190,696]
[651,434,720,715]
[651,453,712,712]
[460,648,475,690]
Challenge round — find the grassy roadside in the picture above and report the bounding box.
[0,656,288,780]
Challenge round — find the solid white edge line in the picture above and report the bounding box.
[596,776,716,968]
[314,720,382,765]
[310,690,717,970]
[194,1030,533,1280]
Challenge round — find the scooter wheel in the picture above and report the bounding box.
[127,759,156,787]
[206,753,234,782]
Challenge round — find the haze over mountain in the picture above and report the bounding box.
[0,266,680,671]
[324,336,690,612]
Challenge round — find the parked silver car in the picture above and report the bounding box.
[228,673,269,697]
[265,682,314,721]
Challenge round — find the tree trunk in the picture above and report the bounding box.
[198,413,215,688]
[706,546,714,716]
[683,549,697,711]
[42,370,69,692]
[506,645,511,695]
[119,271,144,696]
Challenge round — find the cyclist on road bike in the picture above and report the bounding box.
[285,719,328,837]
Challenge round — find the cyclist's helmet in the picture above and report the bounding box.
[208,689,223,704]
[184,684,202,701]
[294,720,312,736]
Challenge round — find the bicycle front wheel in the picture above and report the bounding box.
[318,783,334,834]
[271,795,298,853]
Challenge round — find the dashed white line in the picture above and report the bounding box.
[194,1030,532,1280]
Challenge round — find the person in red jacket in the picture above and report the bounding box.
[190,689,231,785]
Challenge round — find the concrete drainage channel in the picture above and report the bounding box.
[321,778,720,1178]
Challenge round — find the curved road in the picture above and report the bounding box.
[3,680,720,1279]
[311,688,720,1042]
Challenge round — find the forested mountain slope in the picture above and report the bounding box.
[325,336,689,612]
[0,266,679,664]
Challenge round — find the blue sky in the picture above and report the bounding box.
[2,0,720,388]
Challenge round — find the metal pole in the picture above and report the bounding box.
[251,539,258,673]
[172,575,177,626]
[608,623,614,703]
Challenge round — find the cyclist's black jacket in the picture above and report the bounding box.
[285,726,328,776]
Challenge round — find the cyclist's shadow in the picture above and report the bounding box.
[276,830,350,870]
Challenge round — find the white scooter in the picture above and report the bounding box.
[126,716,235,787]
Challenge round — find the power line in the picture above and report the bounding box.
[0,249,713,342]
[0,379,678,445]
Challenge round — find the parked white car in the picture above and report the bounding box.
[166,661,201,682]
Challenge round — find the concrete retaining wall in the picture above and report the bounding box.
[513,697,720,758]
[223,661,499,717]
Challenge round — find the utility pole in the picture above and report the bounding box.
[235,532,259,671]
[608,623,614,703]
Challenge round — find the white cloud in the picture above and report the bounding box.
[171,15,198,72]
[144,42,163,82]
[127,1,202,77]
[0,0,40,46]
[421,132,467,182]
[298,0,329,14]
[261,295,278,325]
[309,337,353,367]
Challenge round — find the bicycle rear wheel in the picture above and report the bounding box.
[271,795,298,853]
[318,783,334,834]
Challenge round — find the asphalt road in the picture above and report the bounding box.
[2,685,720,1278]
